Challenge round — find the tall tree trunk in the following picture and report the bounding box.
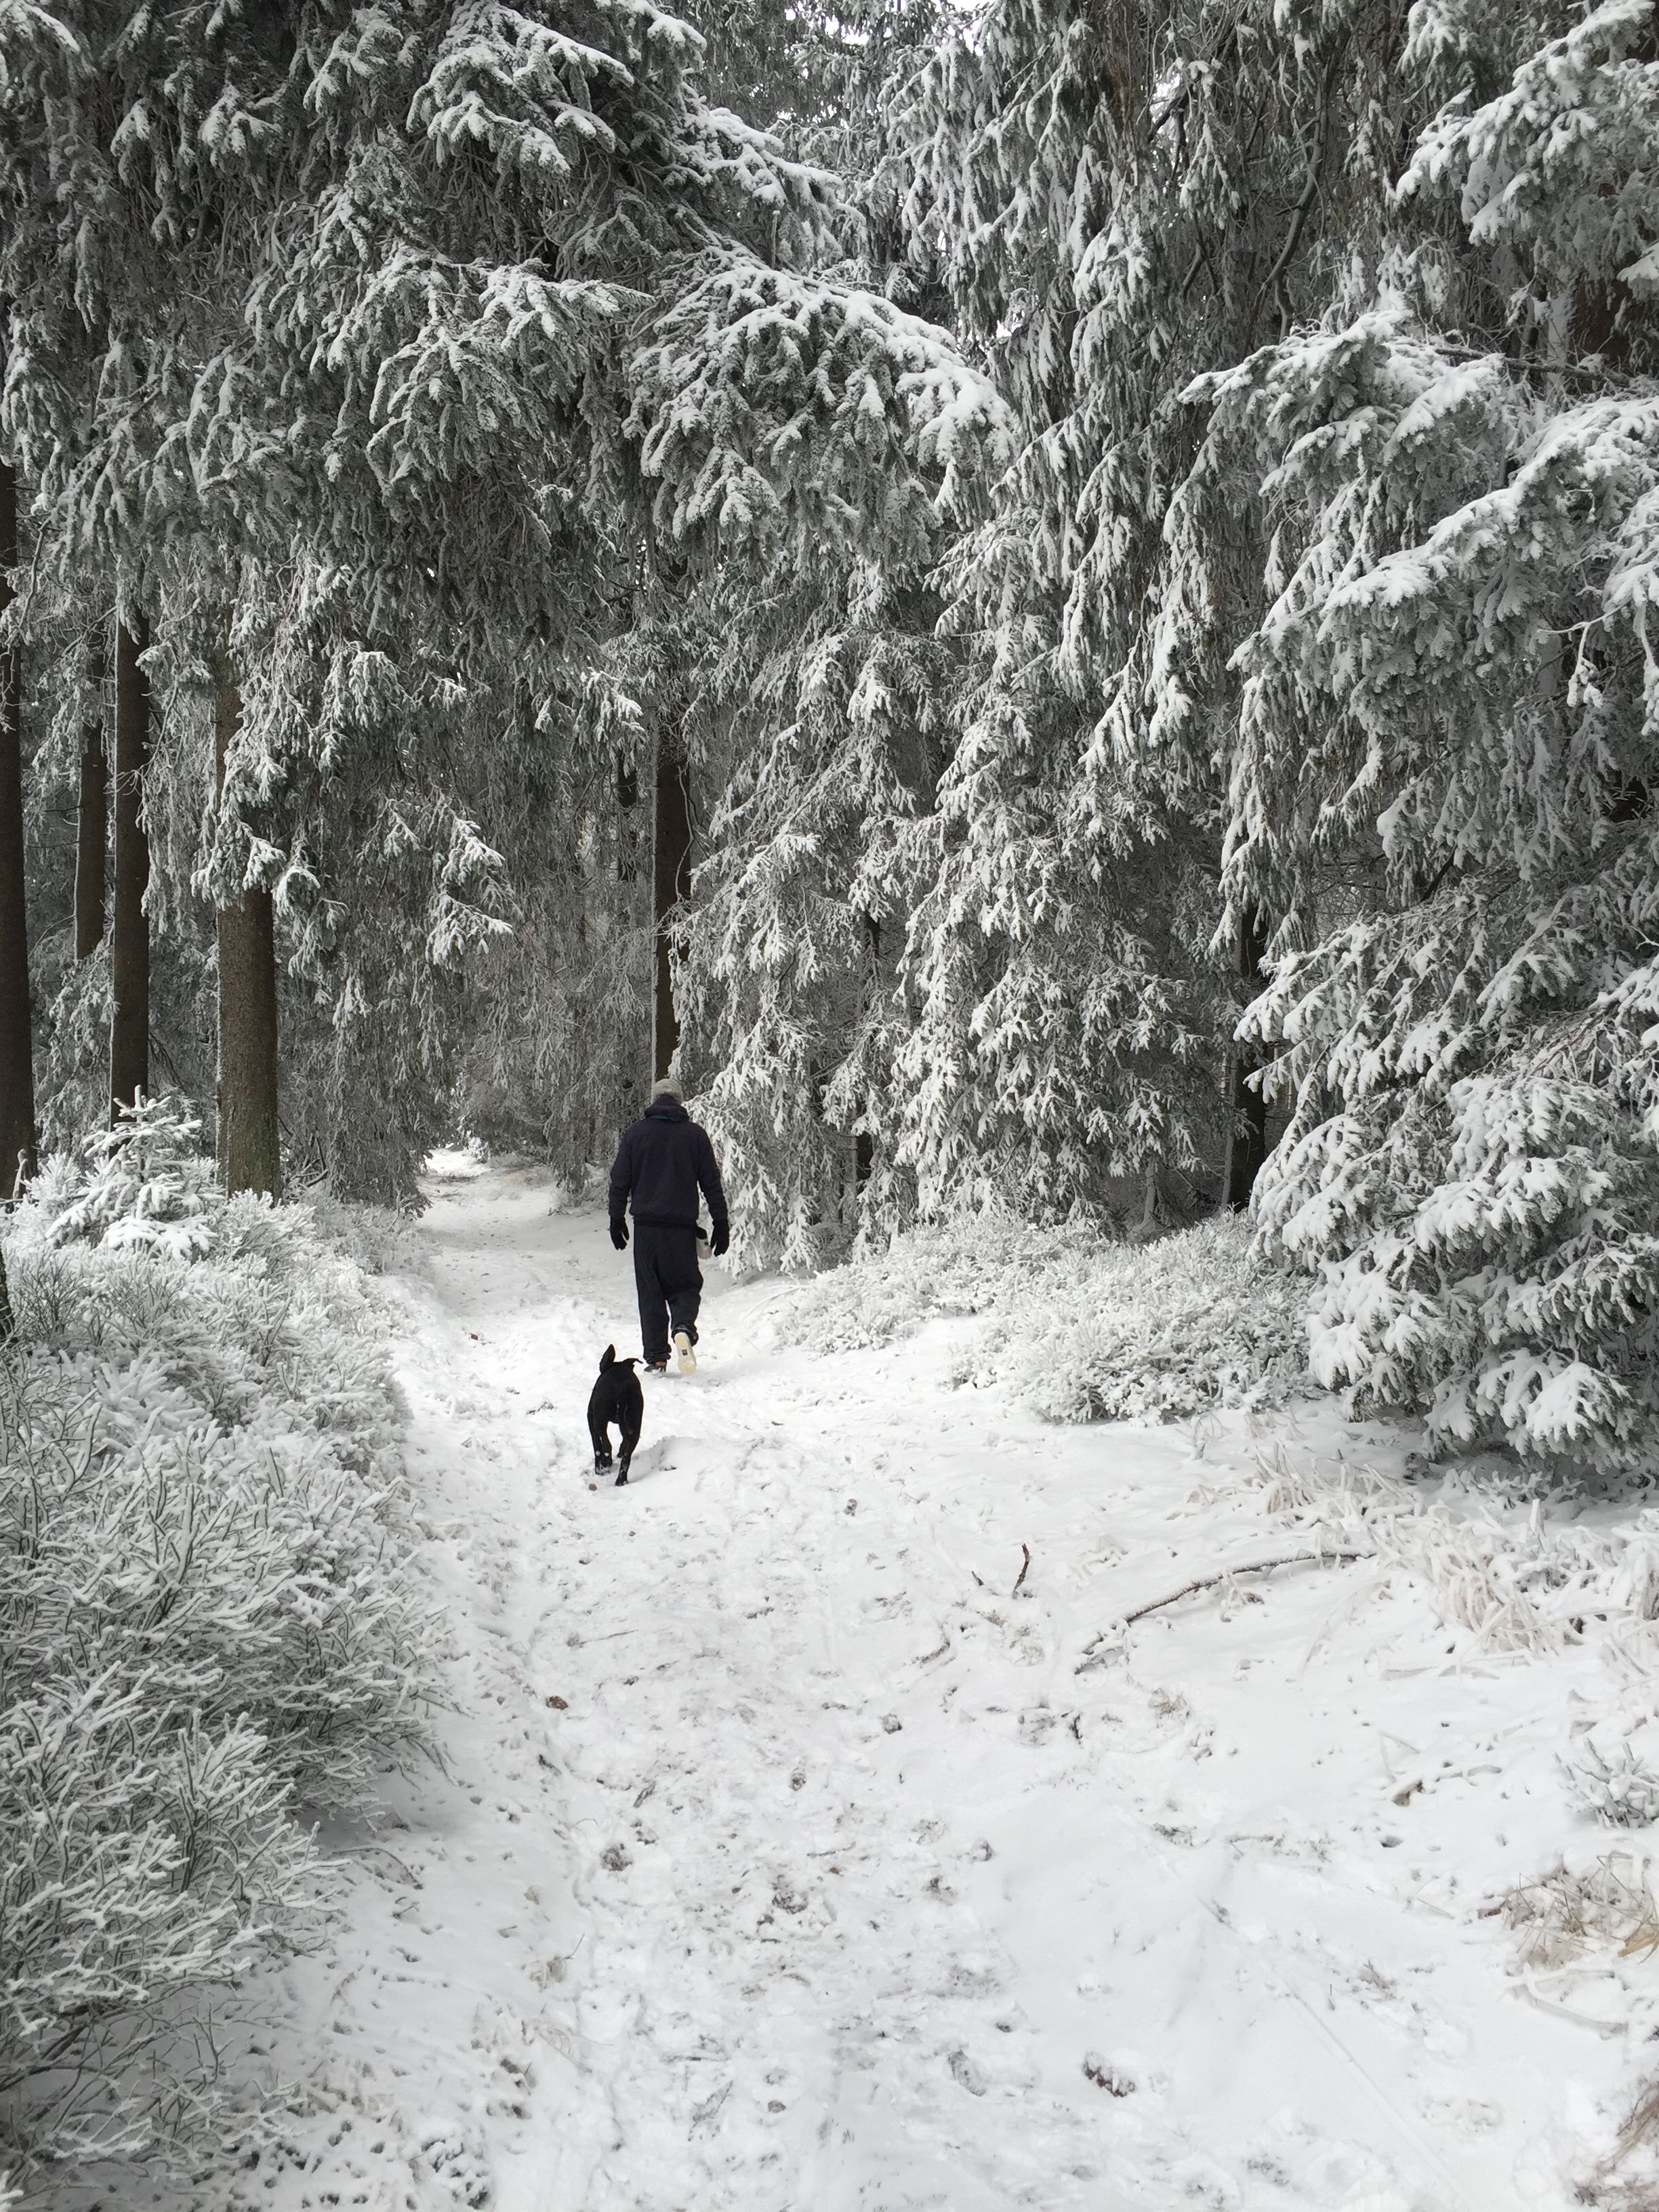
[855,914,880,1191]
[1220,907,1269,1212]
[0,459,35,1195]
[110,611,150,1118]
[653,735,691,1082]
[75,627,108,958]
[617,753,640,881]
[213,674,281,1197]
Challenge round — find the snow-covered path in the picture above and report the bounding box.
[213,1160,1643,2212]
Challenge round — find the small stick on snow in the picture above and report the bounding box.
[1012,1544,1031,1597]
[1118,1551,1368,1628]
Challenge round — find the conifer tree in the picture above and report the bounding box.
[0,456,33,1193]
[74,626,107,960]
[108,611,149,1115]
[212,672,279,1197]
[1,0,1004,1203]
[890,0,1417,1220]
[1193,0,1659,1462]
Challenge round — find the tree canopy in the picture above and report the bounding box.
[5,0,1659,1462]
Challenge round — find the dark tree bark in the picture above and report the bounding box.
[617,754,640,882]
[110,611,150,1118]
[855,914,880,1191]
[0,459,35,1195]
[1221,906,1269,1212]
[214,675,281,1197]
[75,628,108,959]
[653,735,691,1081]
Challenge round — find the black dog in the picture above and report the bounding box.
[587,1345,642,1486]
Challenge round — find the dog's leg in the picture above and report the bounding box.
[617,1404,641,1486]
[588,1404,613,1473]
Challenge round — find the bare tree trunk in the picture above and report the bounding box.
[855,914,880,1191]
[75,626,108,958]
[1220,907,1269,1212]
[653,735,691,1082]
[110,611,150,1118]
[0,1232,12,1342]
[0,459,35,1195]
[213,674,281,1197]
[617,753,640,881]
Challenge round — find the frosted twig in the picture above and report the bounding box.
[1118,1551,1369,1629]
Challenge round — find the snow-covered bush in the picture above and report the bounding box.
[1005,1218,1309,1424]
[1500,1854,1658,1970]
[791,1213,1309,1422]
[0,1109,431,2187]
[785,1212,1109,1354]
[1564,1738,1659,1830]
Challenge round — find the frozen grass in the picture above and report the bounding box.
[1196,1421,1659,1660]
[0,1101,433,2192]
[790,1213,1311,1422]
[1498,1853,1659,1971]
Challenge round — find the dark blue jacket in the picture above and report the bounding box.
[608,1100,728,1233]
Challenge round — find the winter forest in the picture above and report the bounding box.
[9,0,1659,2206]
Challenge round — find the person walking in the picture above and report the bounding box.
[608,1078,729,1374]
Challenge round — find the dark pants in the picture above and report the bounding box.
[632,1223,702,1365]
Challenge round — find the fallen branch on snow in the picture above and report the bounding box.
[1115,1550,1370,1629]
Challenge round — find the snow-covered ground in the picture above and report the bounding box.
[144,1158,1659,2211]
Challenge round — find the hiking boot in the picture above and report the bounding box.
[674,1330,697,1375]
[645,1359,668,1375]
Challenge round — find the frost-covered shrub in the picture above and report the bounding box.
[791,1213,1309,1421]
[1563,1738,1659,1830]
[785,1213,1111,1353]
[1500,1853,1658,1969]
[0,1111,431,2187]
[1006,1217,1309,1424]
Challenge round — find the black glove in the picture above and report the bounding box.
[710,1222,730,1257]
[609,1218,629,1251]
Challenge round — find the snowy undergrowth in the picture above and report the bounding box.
[790,1212,1310,1421]
[1191,1421,1659,1664]
[1184,1408,1659,2024]
[0,1102,433,2195]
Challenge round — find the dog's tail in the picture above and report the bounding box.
[599,1343,616,1370]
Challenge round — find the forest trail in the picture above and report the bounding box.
[218,1159,1612,2212]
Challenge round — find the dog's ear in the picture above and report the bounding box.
[600,1344,616,1370]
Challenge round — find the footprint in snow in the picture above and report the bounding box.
[948,2049,989,2097]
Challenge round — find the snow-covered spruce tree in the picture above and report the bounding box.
[12,585,218,1163]
[3,0,1006,1206]
[0,1,275,1172]
[888,0,1422,1223]
[638,0,996,1267]
[244,0,1002,1208]
[1194,0,1659,1463]
[0,458,33,1195]
[647,558,959,1267]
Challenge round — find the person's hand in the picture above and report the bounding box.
[609,1218,629,1251]
[710,1223,730,1257]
